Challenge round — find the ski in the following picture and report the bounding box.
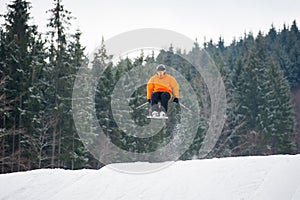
[146,115,168,119]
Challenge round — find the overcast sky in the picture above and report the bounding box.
[1,0,300,53]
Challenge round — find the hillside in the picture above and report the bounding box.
[1,155,300,200]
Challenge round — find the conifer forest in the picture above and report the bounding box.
[1,0,300,173]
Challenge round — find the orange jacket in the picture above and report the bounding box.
[147,74,179,100]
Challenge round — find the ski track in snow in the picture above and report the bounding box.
[1,155,300,200]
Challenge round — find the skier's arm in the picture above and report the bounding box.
[171,77,179,98]
[147,78,154,100]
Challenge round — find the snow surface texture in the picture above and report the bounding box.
[1,155,300,200]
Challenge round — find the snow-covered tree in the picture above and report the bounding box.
[1,0,48,172]
[232,34,296,155]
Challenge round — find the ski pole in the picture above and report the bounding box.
[135,102,149,109]
[179,102,192,112]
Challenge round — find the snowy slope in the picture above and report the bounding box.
[1,155,300,200]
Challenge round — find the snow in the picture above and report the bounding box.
[1,155,300,200]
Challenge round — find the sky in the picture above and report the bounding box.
[1,0,300,53]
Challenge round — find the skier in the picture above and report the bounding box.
[147,64,179,117]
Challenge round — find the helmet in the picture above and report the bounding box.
[156,64,166,71]
[156,64,166,77]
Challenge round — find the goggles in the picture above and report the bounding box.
[157,70,166,76]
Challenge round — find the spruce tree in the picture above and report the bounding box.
[46,0,82,168]
[63,30,89,169]
[231,34,296,155]
[1,0,47,172]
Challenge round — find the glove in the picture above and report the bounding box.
[147,99,151,103]
[173,98,179,103]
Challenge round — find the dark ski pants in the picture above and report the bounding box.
[151,92,171,112]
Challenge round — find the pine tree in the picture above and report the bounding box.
[22,30,50,170]
[256,33,296,154]
[63,30,89,169]
[277,21,300,89]
[1,0,47,172]
[46,0,79,168]
[264,59,296,153]
[230,34,297,155]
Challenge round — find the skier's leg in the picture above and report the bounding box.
[151,92,159,105]
[161,92,171,113]
[151,92,160,115]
